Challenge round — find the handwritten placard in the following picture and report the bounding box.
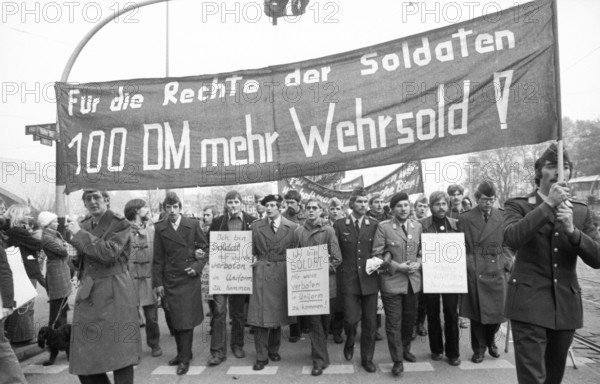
[421,233,467,294]
[209,231,253,295]
[5,247,38,309]
[287,245,329,316]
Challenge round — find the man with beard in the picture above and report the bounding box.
[503,144,600,384]
[367,194,389,222]
[207,191,257,365]
[458,181,513,364]
[419,191,461,366]
[334,188,380,373]
[293,198,342,376]
[66,189,141,383]
[248,194,298,370]
[154,192,208,375]
[372,192,422,377]
[202,206,217,235]
[283,189,308,342]
[125,198,162,358]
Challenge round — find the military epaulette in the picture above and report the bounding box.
[379,219,392,225]
[251,217,263,224]
[367,216,379,223]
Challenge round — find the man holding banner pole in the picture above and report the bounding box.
[247,194,298,371]
[372,192,423,377]
[293,198,341,376]
[207,191,257,365]
[503,144,600,384]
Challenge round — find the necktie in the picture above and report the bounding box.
[91,221,96,230]
[354,219,360,232]
[271,220,276,233]
[484,213,489,223]
[402,224,408,236]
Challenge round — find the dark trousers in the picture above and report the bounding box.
[48,297,69,329]
[141,304,160,348]
[470,320,500,354]
[174,329,194,363]
[416,291,427,325]
[330,311,344,337]
[425,293,460,359]
[289,316,308,338]
[306,309,331,368]
[162,306,175,336]
[381,285,417,363]
[211,294,247,357]
[78,365,134,384]
[343,293,378,362]
[253,327,281,361]
[511,320,575,384]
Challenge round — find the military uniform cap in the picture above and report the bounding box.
[261,194,283,206]
[351,186,368,197]
[477,180,496,197]
[390,192,409,209]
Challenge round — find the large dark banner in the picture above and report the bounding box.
[56,1,557,192]
[279,162,423,206]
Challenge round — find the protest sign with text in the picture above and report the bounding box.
[421,233,467,293]
[208,231,253,295]
[287,245,330,316]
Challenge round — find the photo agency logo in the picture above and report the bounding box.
[1,1,140,24]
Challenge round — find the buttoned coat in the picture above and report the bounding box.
[41,227,72,300]
[457,206,513,324]
[153,216,208,329]
[372,218,422,294]
[127,222,156,307]
[503,191,600,330]
[247,216,298,327]
[68,210,141,375]
[334,216,379,295]
[293,219,342,299]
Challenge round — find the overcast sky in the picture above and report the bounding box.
[1,0,598,188]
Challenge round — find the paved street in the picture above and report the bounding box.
[18,283,600,384]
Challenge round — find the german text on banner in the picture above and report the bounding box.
[208,231,253,295]
[287,245,330,316]
[56,1,557,192]
[279,161,423,206]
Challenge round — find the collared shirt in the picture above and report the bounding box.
[270,215,282,232]
[170,215,182,231]
[350,213,365,229]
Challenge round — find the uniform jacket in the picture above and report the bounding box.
[334,216,379,296]
[503,190,600,329]
[41,227,72,300]
[68,209,141,375]
[248,216,298,327]
[457,206,513,324]
[372,217,422,294]
[153,216,208,329]
[293,219,342,299]
[127,222,156,307]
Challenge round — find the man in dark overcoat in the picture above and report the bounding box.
[247,194,298,371]
[334,187,380,372]
[458,181,513,363]
[503,144,600,384]
[66,189,141,384]
[153,192,208,375]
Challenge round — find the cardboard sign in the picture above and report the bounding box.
[5,247,38,309]
[208,231,253,295]
[287,245,330,316]
[421,233,467,293]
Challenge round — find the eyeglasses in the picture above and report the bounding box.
[306,206,320,211]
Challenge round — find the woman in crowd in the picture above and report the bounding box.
[2,204,44,344]
[39,211,71,329]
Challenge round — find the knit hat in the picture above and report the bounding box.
[389,192,409,209]
[38,211,57,228]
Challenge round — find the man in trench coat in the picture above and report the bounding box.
[458,181,513,363]
[66,189,141,384]
[153,192,208,375]
[247,194,298,370]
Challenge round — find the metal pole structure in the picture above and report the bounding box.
[165,1,171,195]
[56,0,173,229]
[552,0,565,182]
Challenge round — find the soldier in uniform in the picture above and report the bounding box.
[372,192,422,377]
[247,194,298,371]
[458,181,513,363]
[334,187,380,373]
[503,144,600,384]
[153,192,208,375]
[66,189,141,384]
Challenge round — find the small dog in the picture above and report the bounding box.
[37,324,71,366]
